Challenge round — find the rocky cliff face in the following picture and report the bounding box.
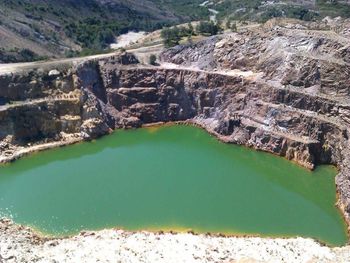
[161,19,350,225]
[0,19,350,230]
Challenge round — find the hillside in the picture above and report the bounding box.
[210,0,350,22]
[0,0,349,63]
[0,0,208,62]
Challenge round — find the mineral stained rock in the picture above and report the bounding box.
[0,19,350,257]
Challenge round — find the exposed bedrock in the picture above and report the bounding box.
[0,21,350,232]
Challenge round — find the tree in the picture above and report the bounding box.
[149,54,157,65]
[188,22,194,36]
[99,29,115,45]
[161,27,181,47]
[179,26,190,37]
[226,20,231,30]
[196,21,220,36]
[230,22,237,32]
[216,19,223,32]
[19,49,36,62]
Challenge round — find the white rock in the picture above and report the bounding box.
[48,69,60,77]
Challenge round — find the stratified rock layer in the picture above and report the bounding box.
[0,19,350,242]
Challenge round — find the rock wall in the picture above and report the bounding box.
[160,22,350,225]
[0,21,350,231]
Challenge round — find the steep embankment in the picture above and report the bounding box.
[0,18,350,261]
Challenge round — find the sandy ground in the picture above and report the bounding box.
[0,52,119,75]
[110,31,147,50]
[0,44,159,75]
[0,219,349,263]
[0,41,164,75]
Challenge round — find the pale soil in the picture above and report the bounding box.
[159,62,263,80]
[0,52,118,75]
[127,44,164,64]
[0,219,349,263]
[0,43,164,75]
[0,52,261,79]
[110,31,147,50]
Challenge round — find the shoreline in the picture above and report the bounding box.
[0,120,313,167]
[0,136,84,165]
[1,218,350,263]
[1,18,350,262]
[4,215,341,248]
[0,121,349,245]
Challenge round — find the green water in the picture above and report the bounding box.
[0,125,347,246]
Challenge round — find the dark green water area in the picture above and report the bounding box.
[0,125,348,246]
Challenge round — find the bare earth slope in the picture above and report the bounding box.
[0,18,350,261]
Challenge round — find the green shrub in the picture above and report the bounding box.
[19,49,36,61]
[230,22,237,32]
[196,21,220,36]
[161,27,182,47]
[149,54,157,65]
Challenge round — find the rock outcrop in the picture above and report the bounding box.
[161,20,350,226]
[0,19,350,235]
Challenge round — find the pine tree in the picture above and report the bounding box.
[231,22,237,32]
